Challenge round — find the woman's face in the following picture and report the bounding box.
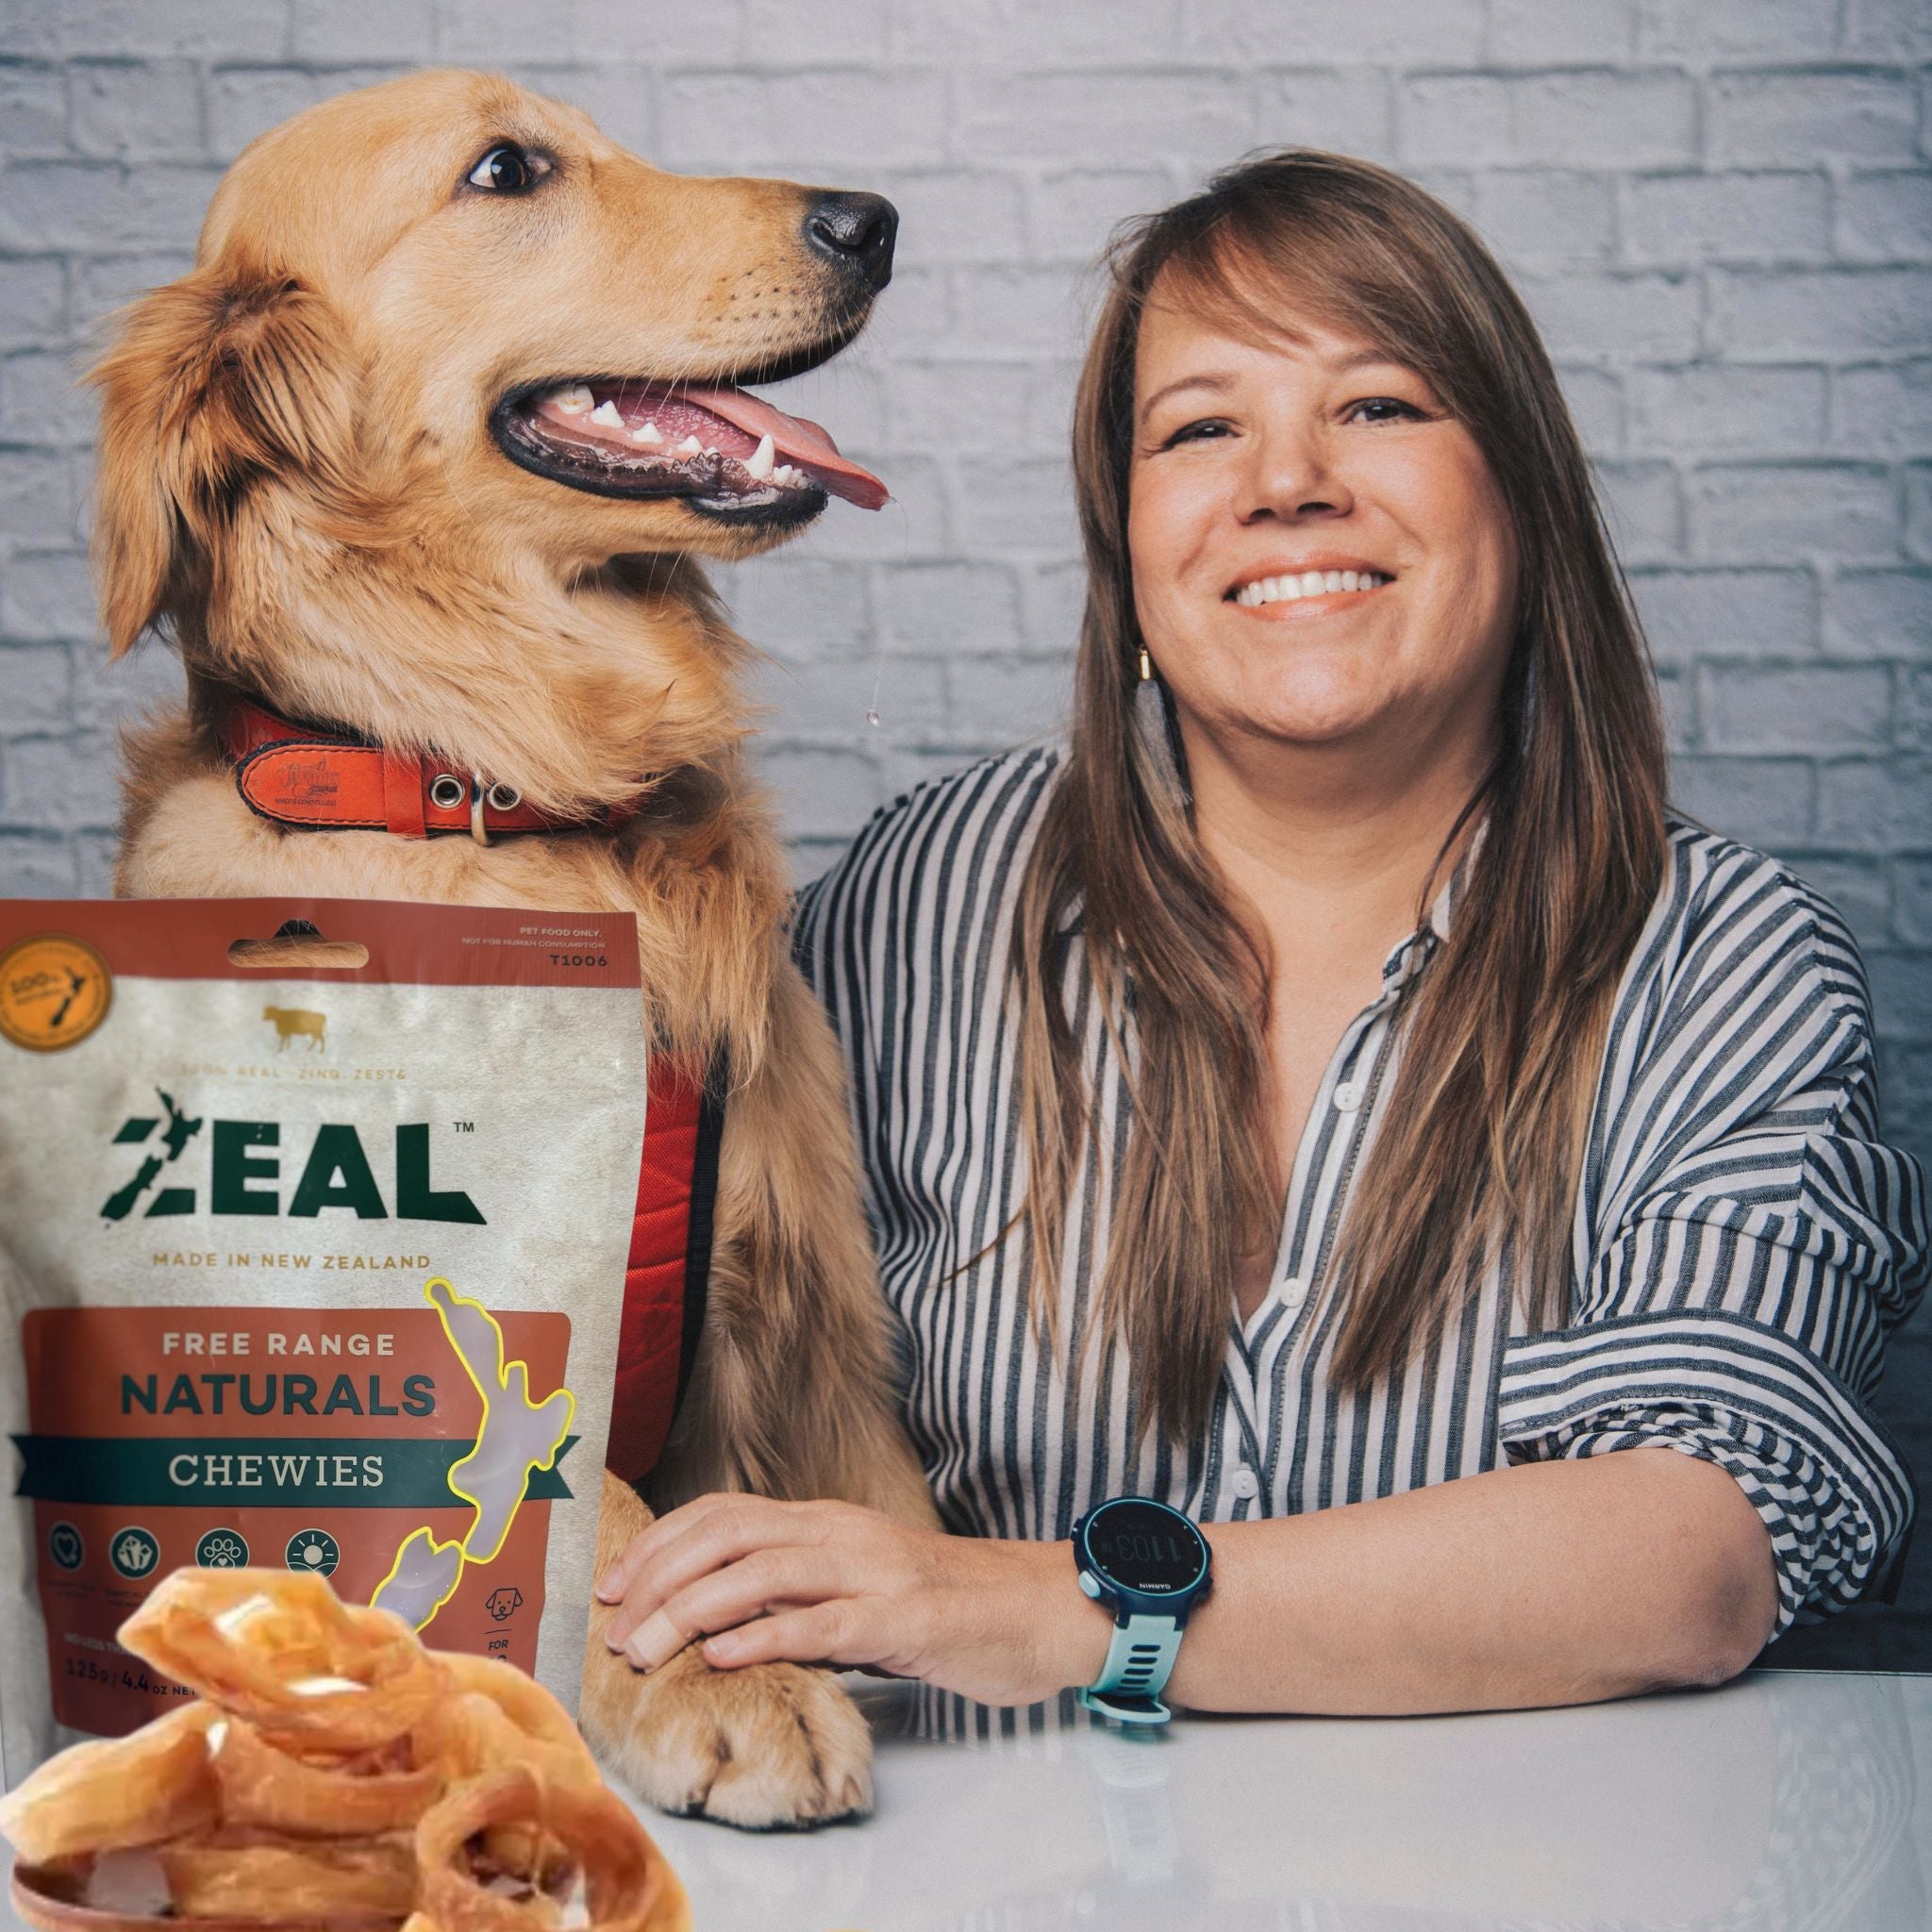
[1127,275,1519,774]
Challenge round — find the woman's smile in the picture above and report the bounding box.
[1224,557,1396,614]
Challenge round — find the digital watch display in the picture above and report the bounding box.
[1072,1495,1213,1725]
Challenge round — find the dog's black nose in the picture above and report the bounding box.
[804,192,898,292]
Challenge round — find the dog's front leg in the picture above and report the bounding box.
[580,1469,873,1828]
[581,958,937,1825]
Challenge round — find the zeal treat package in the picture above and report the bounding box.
[0,897,647,1784]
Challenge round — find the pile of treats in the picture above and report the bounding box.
[0,1569,689,1931]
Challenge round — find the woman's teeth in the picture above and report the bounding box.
[1234,569,1390,606]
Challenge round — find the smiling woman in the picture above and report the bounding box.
[601,150,1928,1726]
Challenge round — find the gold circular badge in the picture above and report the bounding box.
[0,933,114,1052]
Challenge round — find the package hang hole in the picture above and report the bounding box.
[226,924,370,971]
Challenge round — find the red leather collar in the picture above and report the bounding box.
[216,693,644,842]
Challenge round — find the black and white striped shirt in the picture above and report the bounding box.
[791,742,1928,1634]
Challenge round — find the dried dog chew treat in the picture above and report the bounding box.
[410,1667,599,1887]
[0,1703,219,1866]
[4,1569,689,1932]
[412,1696,576,1890]
[118,1569,443,1752]
[414,1765,684,1932]
[210,1715,445,1837]
[429,1652,597,1777]
[158,1829,420,1921]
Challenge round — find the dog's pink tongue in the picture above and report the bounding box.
[681,386,888,510]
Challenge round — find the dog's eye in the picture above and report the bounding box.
[467,144,545,192]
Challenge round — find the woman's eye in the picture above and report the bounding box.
[1348,396,1424,425]
[467,144,546,192]
[1162,419,1231,447]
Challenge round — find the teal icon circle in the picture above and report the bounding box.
[48,1522,85,1571]
[109,1525,160,1580]
[195,1527,249,1569]
[286,1528,340,1576]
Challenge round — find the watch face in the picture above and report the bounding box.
[1082,1499,1208,1595]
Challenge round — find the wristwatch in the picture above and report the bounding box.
[1071,1495,1213,1726]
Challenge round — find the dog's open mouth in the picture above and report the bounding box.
[491,377,888,524]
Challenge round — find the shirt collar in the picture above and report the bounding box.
[1379,812,1491,990]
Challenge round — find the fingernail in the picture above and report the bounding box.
[705,1634,741,1665]
[594,1566,623,1601]
[603,1620,630,1654]
[624,1608,681,1674]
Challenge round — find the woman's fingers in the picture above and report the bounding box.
[617,1546,852,1672]
[702,1599,876,1674]
[594,1491,740,1603]
[600,1495,837,1645]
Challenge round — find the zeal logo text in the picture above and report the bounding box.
[100,1089,485,1224]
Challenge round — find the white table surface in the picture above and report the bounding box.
[641,1668,1932,1932]
[7,1669,1928,1931]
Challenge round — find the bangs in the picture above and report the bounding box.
[1149,221,1375,360]
[1107,167,1507,435]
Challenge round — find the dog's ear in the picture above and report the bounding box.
[86,261,358,657]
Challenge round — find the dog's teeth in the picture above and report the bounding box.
[631,419,663,446]
[589,400,625,428]
[552,384,593,415]
[773,464,802,488]
[674,435,704,457]
[745,433,775,480]
[703,445,719,458]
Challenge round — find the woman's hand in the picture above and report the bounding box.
[593,1494,1112,1707]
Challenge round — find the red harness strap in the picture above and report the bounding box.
[606,1054,724,1487]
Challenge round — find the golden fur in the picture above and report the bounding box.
[86,67,935,1826]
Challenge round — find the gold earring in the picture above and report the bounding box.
[1138,648,1153,682]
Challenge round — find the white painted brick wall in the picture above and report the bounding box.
[1,1,1928,1617]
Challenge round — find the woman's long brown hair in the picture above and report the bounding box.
[1008,151,1668,1439]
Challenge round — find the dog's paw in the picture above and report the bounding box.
[581,1641,873,1830]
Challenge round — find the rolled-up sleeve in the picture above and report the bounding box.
[1498,877,1928,1637]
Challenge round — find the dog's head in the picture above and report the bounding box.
[87,68,893,658]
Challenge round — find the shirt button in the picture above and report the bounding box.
[1230,1467,1259,1499]
[1333,1080,1362,1112]
[1279,1276,1307,1309]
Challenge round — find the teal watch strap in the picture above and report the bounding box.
[1077,1612,1184,1725]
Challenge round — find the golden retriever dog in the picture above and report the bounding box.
[84,67,937,1828]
